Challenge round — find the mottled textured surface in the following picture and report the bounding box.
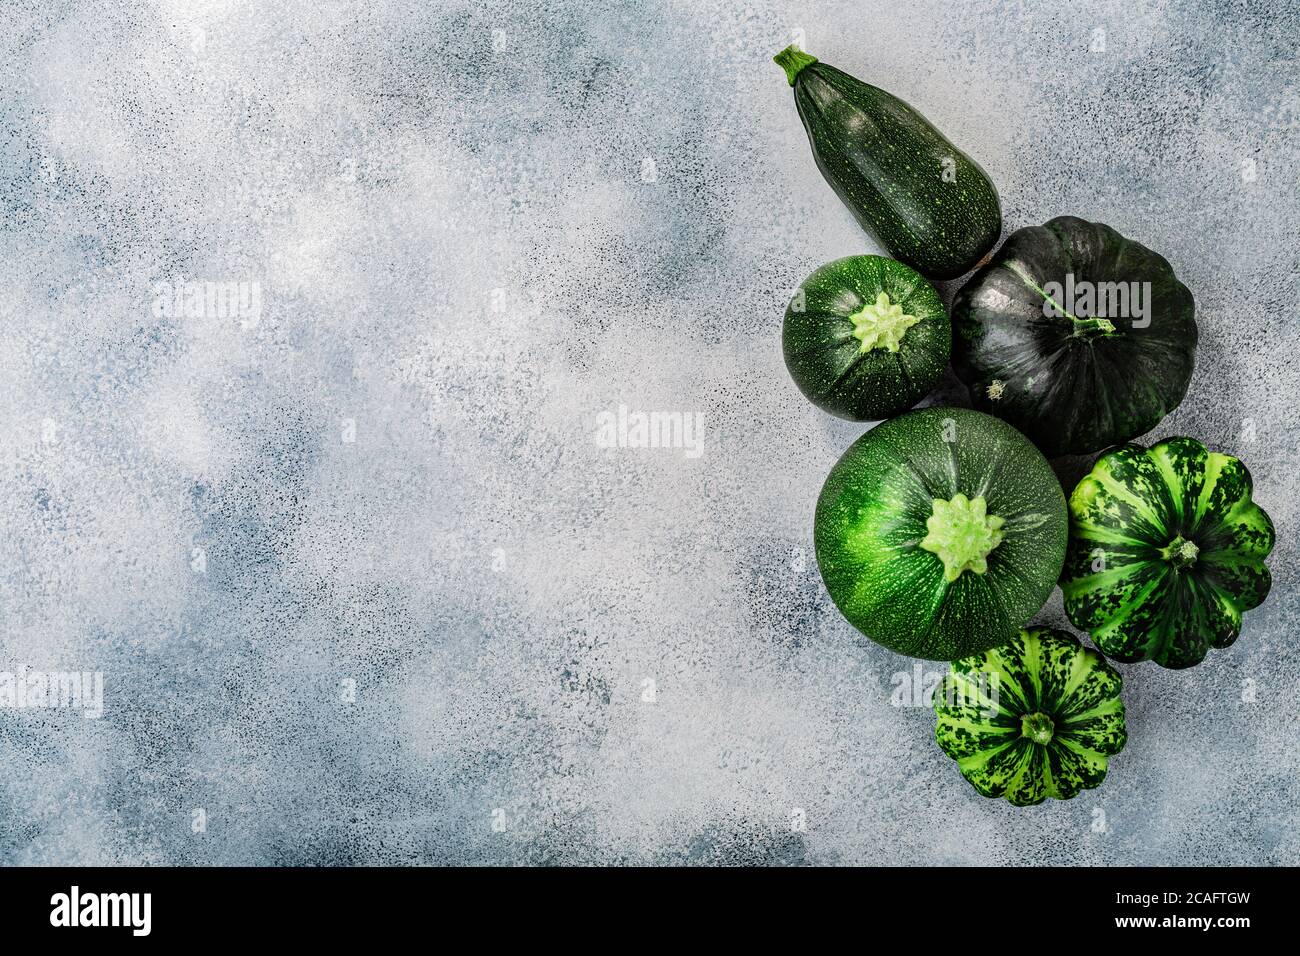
[935,628,1128,807]
[0,0,1296,865]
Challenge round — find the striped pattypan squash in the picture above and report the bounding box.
[933,627,1127,806]
[1061,437,1275,668]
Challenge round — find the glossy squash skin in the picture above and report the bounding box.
[774,46,1002,280]
[814,407,1067,660]
[933,627,1127,806]
[1061,437,1275,668]
[951,216,1197,457]
[783,255,950,421]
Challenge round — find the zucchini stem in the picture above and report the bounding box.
[848,291,919,353]
[774,45,817,86]
[919,493,1005,583]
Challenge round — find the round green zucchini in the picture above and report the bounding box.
[783,255,950,421]
[814,407,1067,660]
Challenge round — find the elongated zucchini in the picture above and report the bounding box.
[775,46,1001,279]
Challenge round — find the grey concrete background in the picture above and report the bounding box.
[0,0,1296,864]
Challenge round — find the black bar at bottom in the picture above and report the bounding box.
[0,865,1281,941]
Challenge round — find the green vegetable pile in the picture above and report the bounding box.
[776,46,1275,806]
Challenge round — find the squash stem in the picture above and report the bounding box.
[1161,535,1200,568]
[1007,263,1117,338]
[774,46,817,86]
[919,493,1005,583]
[1071,316,1116,338]
[1020,712,1054,745]
[849,291,919,353]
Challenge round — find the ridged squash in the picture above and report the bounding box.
[951,216,1197,457]
[1061,437,1274,668]
[933,627,1127,806]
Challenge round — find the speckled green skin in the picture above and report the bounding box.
[783,255,950,421]
[1061,437,1275,668]
[934,627,1127,806]
[780,53,1002,280]
[814,407,1067,660]
[951,216,1197,457]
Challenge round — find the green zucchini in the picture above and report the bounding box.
[814,407,1067,660]
[774,46,1002,279]
[783,255,950,420]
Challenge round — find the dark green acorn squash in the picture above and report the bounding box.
[783,255,950,420]
[774,46,1001,280]
[1061,437,1275,668]
[951,216,1197,457]
[814,407,1067,660]
[933,627,1127,806]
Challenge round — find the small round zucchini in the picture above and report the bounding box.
[814,407,1067,660]
[783,255,950,421]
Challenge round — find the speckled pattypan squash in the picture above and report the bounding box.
[933,627,1127,806]
[1061,437,1275,668]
